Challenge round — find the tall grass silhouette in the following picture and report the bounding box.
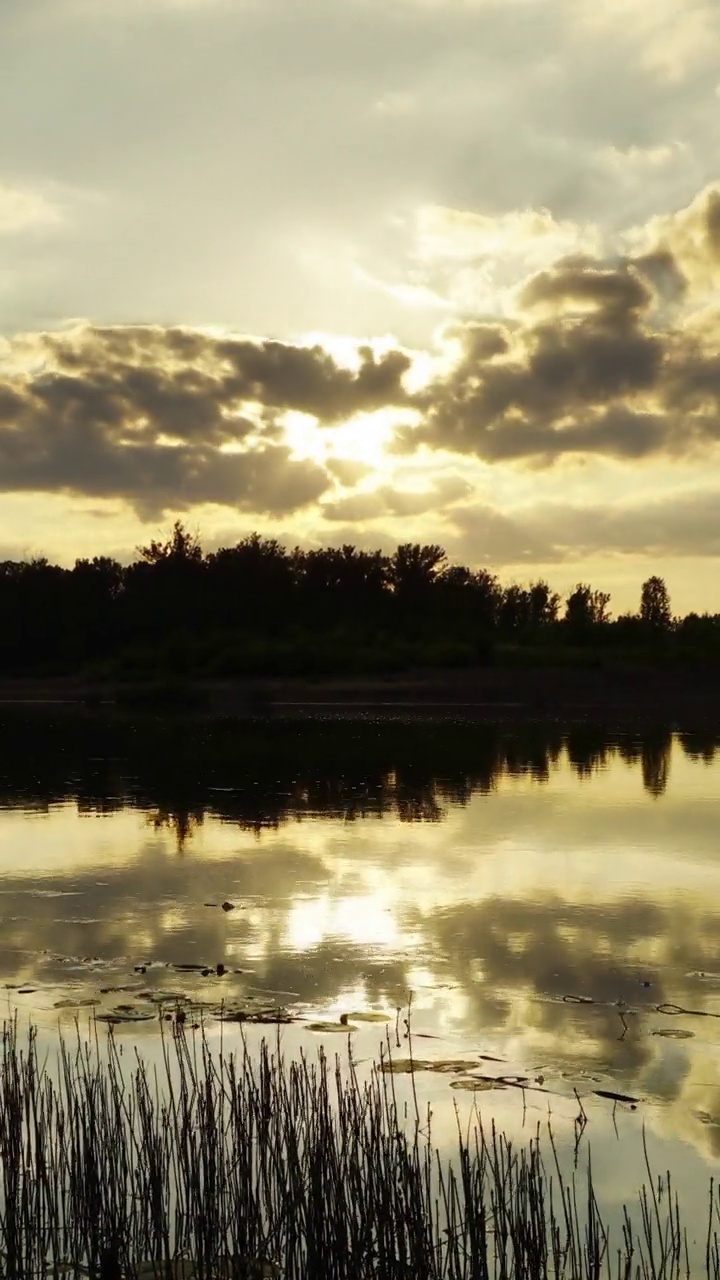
[0,1020,716,1279]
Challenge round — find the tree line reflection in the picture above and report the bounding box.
[0,715,717,845]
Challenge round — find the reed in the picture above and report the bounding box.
[0,1019,715,1280]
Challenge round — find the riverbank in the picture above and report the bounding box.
[1,663,720,727]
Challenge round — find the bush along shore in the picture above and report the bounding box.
[0,1022,718,1279]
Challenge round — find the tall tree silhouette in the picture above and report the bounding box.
[564,583,612,636]
[640,576,672,630]
[390,543,447,616]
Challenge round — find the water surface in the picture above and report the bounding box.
[1,714,720,1246]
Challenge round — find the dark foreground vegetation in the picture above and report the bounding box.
[0,1021,718,1280]
[2,524,719,679]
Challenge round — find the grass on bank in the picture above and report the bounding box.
[0,1021,717,1280]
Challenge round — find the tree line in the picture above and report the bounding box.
[0,522,717,676]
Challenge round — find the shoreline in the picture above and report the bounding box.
[1,664,720,728]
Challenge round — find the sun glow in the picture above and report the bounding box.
[285,892,407,952]
[283,409,408,475]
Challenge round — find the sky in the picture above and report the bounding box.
[1,0,720,613]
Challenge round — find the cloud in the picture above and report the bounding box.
[0,182,63,234]
[321,474,472,523]
[413,205,600,270]
[393,185,720,467]
[446,485,720,566]
[0,325,410,517]
[598,142,687,173]
[3,186,720,528]
[575,0,720,82]
[3,0,718,345]
[375,205,602,318]
[624,182,720,295]
[372,91,417,117]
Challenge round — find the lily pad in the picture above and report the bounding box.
[307,1021,356,1033]
[344,1010,391,1023]
[380,1058,480,1075]
[96,1008,156,1024]
[216,1007,294,1025]
[53,998,99,1009]
[451,1077,507,1091]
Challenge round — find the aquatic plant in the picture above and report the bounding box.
[0,1019,716,1279]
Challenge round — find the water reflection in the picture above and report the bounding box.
[1,717,717,829]
[1,716,720,1172]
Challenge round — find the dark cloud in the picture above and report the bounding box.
[214,338,411,421]
[45,326,411,422]
[630,249,688,307]
[0,325,409,517]
[397,201,720,466]
[4,186,720,521]
[520,259,653,317]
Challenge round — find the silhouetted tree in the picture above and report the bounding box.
[437,565,502,632]
[498,581,559,636]
[389,543,447,616]
[207,535,294,627]
[125,521,206,649]
[528,580,561,629]
[640,576,672,630]
[294,545,390,626]
[138,521,203,565]
[70,557,125,661]
[564,583,612,635]
[499,585,531,635]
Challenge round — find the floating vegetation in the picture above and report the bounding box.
[593,1088,640,1105]
[449,1077,505,1092]
[0,1021,718,1278]
[53,998,99,1010]
[95,1008,156,1024]
[379,1057,481,1074]
[215,1006,294,1025]
[306,1021,355,1034]
[343,1011,390,1023]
